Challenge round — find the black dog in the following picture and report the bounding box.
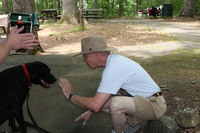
[0,61,57,133]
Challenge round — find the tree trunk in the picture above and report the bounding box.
[58,0,61,14]
[54,0,57,9]
[133,0,137,12]
[12,0,35,13]
[111,0,114,16]
[40,0,44,10]
[118,0,123,16]
[59,0,79,25]
[83,0,87,9]
[2,0,9,14]
[79,0,84,28]
[94,0,98,8]
[180,0,197,17]
[45,1,48,9]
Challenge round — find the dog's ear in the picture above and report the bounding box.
[26,61,50,70]
[25,61,56,86]
[25,61,50,77]
[32,61,48,68]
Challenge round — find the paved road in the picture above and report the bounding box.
[93,19,200,58]
[135,20,200,42]
[0,55,112,133]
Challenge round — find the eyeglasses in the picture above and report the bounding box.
[83,53,97,59]
[83,54,89,59]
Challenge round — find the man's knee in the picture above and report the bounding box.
[109,96,122,113]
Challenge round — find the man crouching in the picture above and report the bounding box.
[59,36,167,133]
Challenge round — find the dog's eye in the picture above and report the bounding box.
[39,71,46,77]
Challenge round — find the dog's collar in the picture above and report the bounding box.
[22,64,31,86]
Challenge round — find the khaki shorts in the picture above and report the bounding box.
[130,95,167,124]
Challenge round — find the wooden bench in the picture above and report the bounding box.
[55,9,103,20]
[82,9,103,20]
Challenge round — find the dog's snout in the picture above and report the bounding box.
[49,74,57,83]
[52,77,57,83]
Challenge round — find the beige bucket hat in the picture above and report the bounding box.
[73,36,117,56]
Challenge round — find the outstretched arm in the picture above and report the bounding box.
[59,78,111,112]
[74,95,114,126]
[74,110,94,125]
[0,26,39,64]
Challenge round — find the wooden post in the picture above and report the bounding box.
[79,0,84,28]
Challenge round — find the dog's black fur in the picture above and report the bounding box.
[0,61,57,133]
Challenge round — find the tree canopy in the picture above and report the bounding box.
[0,0,200,18]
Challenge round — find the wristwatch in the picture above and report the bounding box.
[69,93,75,101]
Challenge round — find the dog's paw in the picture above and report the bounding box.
[0,131,9,133]
[11,126,20,133]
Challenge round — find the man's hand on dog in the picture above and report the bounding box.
[59,78,74,99]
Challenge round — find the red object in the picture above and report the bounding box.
[22,64,31,86]
[17,20,24,24]
[148,8,152,15]
[138,12,143,15]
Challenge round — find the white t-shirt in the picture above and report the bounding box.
[97,53,160,97]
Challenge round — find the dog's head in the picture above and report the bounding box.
[25,61,57,88]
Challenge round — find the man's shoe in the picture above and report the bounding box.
[124,121,148,133]
[111,129,126,133]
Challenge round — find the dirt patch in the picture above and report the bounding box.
[163,84,200,116]
[162,84,200,131]
[38,22,170,55]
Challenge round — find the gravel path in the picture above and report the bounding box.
[95,19,200,42]
[95,19,200,58]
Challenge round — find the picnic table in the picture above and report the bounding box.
[40,9,57,22]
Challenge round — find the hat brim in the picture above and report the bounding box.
[73,47,117,57]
